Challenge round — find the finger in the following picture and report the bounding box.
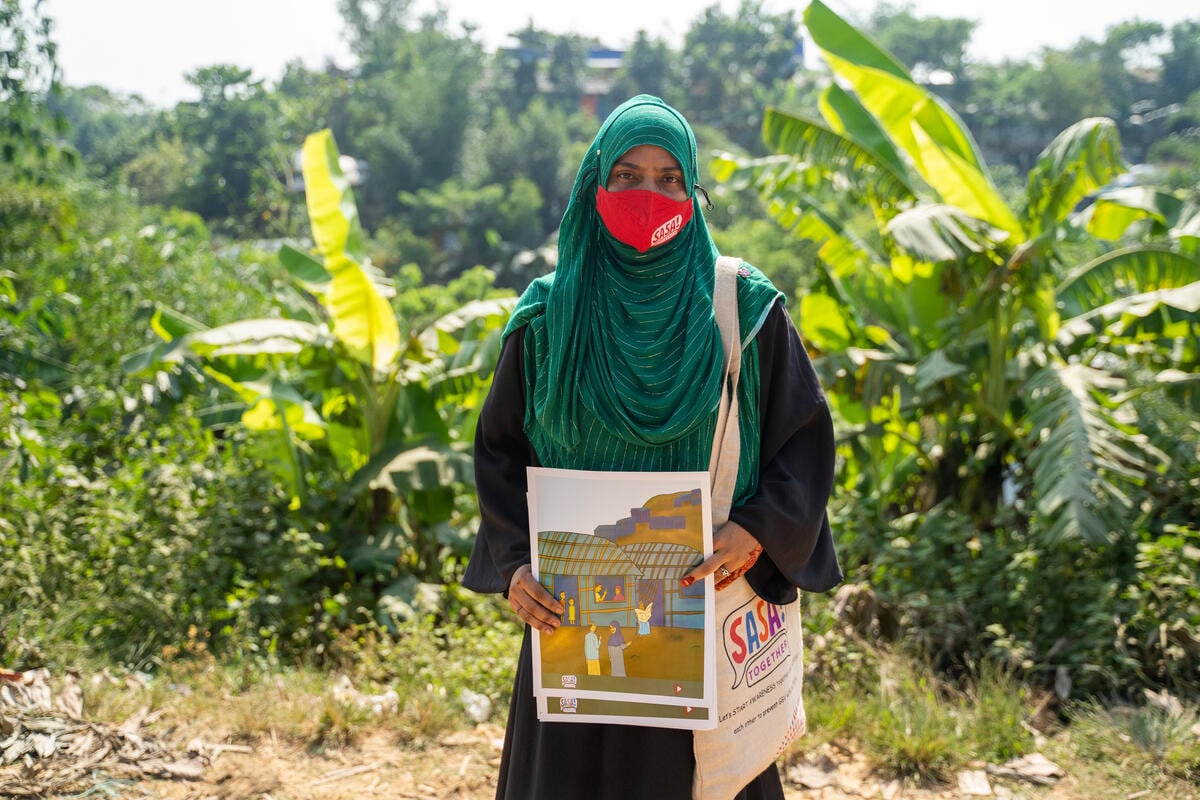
[715,560,752,591]
[510,592,560,633]
[513,585,562,633]
[679,551,731,588]
[516,576,563,616]
[509,565,564,613]
[515,600,560,634]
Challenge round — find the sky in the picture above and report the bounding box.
[41,0,1197,108]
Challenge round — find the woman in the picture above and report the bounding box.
[607,622,629,677]
[463,95,841,800]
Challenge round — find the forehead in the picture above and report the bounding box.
[610,144,682,171]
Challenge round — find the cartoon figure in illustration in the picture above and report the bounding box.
[558,591,568,622]
[607,622,629,677]
[584,622,601,675]
[593,583,607,603]
[567,597,577,625]
[634,600,653,636]
[613,584,624,602]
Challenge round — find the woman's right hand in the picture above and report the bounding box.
[508,564,563,635]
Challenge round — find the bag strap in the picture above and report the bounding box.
[709,256,742,528]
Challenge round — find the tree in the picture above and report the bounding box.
[337,9,483,229]
[545,34,589,114]
[49,85,157,178]
[491,22,549,115]
[127,131,515,619]
[0,0,73,177]
[170,64,283,234]
[118,135,200,210]
[1159,21,1200,108]
[681,0,803,149]
[608,31,680,107]
[715,0,1200,692]
[863,3,976,104]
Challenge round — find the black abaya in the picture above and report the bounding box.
[463,301,841,800]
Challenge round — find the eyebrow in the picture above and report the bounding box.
[612,159,682,173]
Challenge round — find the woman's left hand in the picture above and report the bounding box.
[678,520,764,591]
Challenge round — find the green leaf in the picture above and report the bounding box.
[350,443,474,495]
[1023,360,1152,545]
[302,129,400,371]
[0,345,73,383]
[761,107,917,204]
[913,351,967,392]
[803,0,911,81]
[817,83,913,184]
[803,0,1020,238]
[177,319,328,359]
[886,204,1009,263]
[1025,118,1124,239]
[151,305,208,341]
[1172,202,1200,253]
[278,242,331,286]
[799,292,852,352]
[1057,247,1200,318]
[711,146,882,285]
[241,380,326,440]
[1058,282,1200,345]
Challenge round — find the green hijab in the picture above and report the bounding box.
[507,95,780,475]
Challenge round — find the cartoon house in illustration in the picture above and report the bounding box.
[536,489,706,631]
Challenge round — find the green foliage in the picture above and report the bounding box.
[681,0,803,150]
[1066,698,1200,789]
[129,131,514,629]
[0,173,335,669]
[170,65,285,236]
[337,4,484,230]
[608,31,681,108]
[801,631,1033,782]
[0,0,74,178]
[718,0,1200,696]
[329,591,522,719]
[1118,525,1200,690]
[0,395,323,669]
[119,135,201,210]
[49,85,156,178]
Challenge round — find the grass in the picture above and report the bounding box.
[1049,697,1200,798]
[798,647,1033,783]
[793,629,1200,798]
[15,602,1200,799]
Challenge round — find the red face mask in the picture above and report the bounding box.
[595,186,694,253]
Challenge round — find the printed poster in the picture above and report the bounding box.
[527,467,717,730]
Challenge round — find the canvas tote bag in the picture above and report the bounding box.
[692,257,807,800]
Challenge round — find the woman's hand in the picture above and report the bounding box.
[508,564,563,635]
[679,520,764,591]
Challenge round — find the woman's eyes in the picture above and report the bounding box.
[614,171,681,185]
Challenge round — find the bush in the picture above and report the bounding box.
[833,492,1200,698]
[0,387,332,668]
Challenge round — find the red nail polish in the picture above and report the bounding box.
[679,576,695,588]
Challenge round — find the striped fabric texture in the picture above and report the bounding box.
[504,95,783,502]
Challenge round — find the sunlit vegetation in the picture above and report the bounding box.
[2,0,1198,792]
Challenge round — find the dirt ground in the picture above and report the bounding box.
[113,726,1078,800]
[0,667,1085,800]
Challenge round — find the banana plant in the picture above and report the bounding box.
[714,0,1200,546]
[125,130,515,605]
